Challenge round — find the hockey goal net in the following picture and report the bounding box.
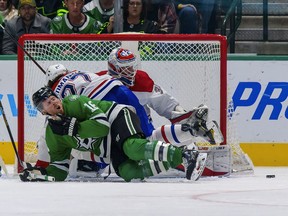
[17,34,253,174]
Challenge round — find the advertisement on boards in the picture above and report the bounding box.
[228,61,288,142]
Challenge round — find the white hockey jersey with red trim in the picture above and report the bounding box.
[52,70,123,100]
[98,69,180,120]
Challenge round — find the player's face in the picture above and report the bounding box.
[118,66,136,86]
[128,0,142,17]
[65,0,84,15]
[19,5,36,22]
[119,66,135,77]
[0,0,8,11]
[41,96,64,116]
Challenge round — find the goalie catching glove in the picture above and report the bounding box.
[19,164,54,182]
[48,115,78,136]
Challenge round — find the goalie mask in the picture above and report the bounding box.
[32,87,58,112]
[46,64,68,85]
[108,47,137,86]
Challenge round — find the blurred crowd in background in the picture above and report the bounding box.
[0,0,229,54]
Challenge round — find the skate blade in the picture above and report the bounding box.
[190,153,208,181]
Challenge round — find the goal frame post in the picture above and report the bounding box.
[17,33,227,171]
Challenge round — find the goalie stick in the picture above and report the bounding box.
[0,15,46,75]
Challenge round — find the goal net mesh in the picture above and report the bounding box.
[17,34,253,174]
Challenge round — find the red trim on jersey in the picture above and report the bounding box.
[51,73,68,91]
[129,70,154,92]
[96,71,107,76]
[97,70,154,92]
[161,125,169,143]
[87,79,108,98]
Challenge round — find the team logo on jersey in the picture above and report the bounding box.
[68,95,79,101]
[74,136,96,151]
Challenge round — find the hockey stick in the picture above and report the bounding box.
[0,101,55,181]
[0,17,46,74]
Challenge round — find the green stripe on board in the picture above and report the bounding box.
[228,54,288,61]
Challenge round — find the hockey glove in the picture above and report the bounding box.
[48,115,79,136]
[19,165,48,182]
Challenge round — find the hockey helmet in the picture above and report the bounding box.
[108,47,137,86]
[46,64,68,84]
[32,86,58,112]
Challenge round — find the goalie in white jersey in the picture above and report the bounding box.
[97,47,228,175]
[98,47,212,142]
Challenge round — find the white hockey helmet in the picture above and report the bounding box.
[46,64,68,84]
[108,47,137,86]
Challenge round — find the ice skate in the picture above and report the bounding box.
[182,148,207,181]
[190,152,208,181]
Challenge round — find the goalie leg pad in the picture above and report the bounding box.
[198,145,231,176]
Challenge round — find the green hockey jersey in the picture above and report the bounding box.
[50,13,103,33]
[83,0,114,23]
[45,95,124,181]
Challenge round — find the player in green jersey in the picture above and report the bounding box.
[83,0,114,24]
[20,87,209,182]
[50,0,102,33]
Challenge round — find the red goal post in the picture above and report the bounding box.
[17,33,246,174]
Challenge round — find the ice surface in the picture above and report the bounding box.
[1,166,288,216]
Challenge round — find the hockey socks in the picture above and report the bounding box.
[118,159,170,182]
[123,138,182,165]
